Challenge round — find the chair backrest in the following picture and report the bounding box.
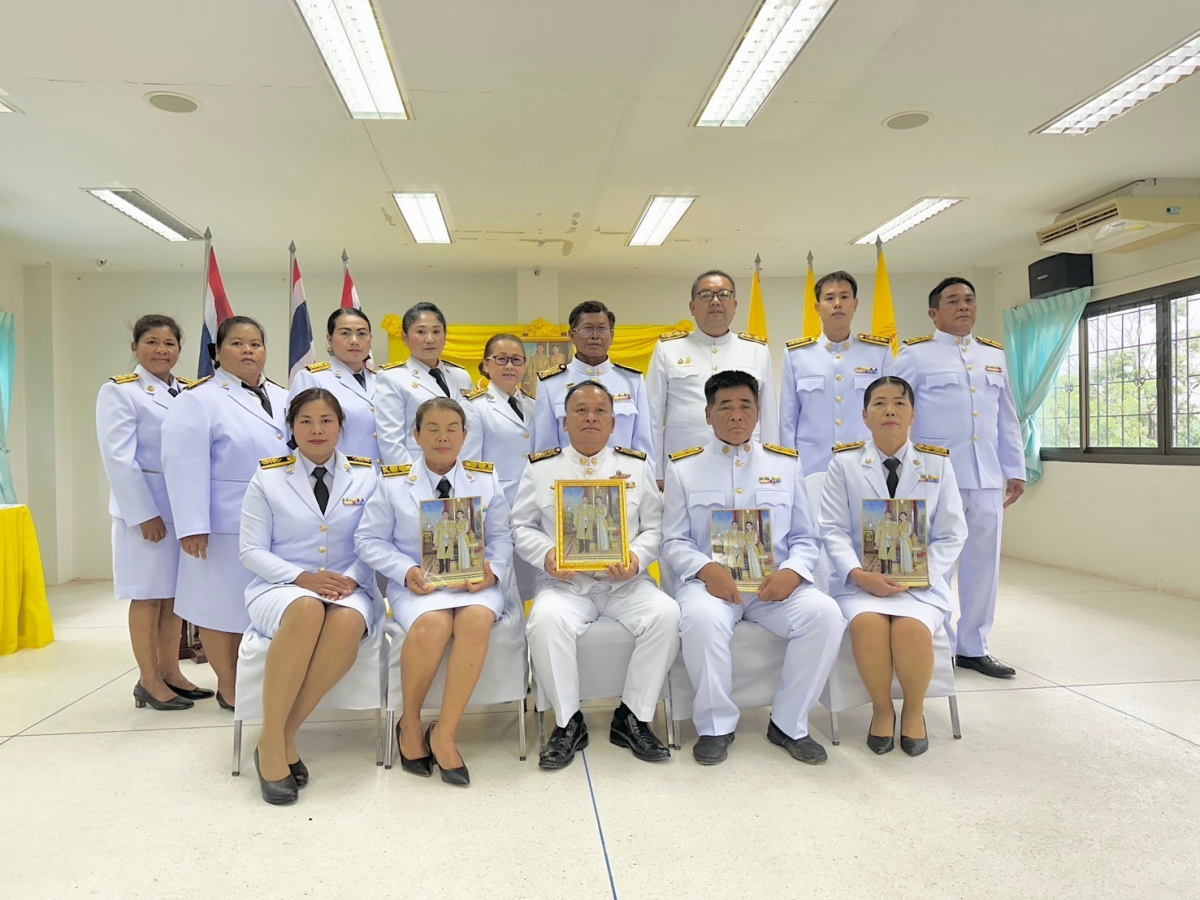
[804,471,831,593]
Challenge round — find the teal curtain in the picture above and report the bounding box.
[1002,288,1089,484]
[0,311,15,503]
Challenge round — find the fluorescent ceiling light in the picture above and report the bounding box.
[0,101,12,113]
[85,189,204,242]
[852,198,963,245]
[1036,30,1200,135]
[393,192,452,244]
[696,0,838,127]
[293,0,408,120]
[628,196,696,246]
[0,89,17,113]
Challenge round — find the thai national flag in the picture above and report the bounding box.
[288,256,316,385]
[341,265,361,309]
[198,245,234,379]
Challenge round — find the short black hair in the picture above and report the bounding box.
[814,271,858,302]
[414,397,465,431]
[928,276,975,309]
[863,375,915,410]
[402,302,447,333]
[564,379,614,410]
[132,314,182,345]
[568,301,616,331]
[691,269,736,298]
[704,370,760,408]
[326,307,371,337]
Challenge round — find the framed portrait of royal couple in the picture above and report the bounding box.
[419,496,486,586]
[554,480,630,571]
[862,498,930,588]
[710,508,778,592]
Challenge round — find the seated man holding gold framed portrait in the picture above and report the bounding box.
[512,381,680,771]
[661,370,846,766]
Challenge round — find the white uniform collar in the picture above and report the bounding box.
[134,363,178,393]
[712,438,754,461]
[566,444,613,468]
[295,450,341,480]
[694,328,733,347]
[568,357,611,377]
[330,356,369,379]
[819,332,853,352]
[934,329,973,347]
[423,459,462,494]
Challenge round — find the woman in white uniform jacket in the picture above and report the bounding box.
[819,375,967,756]
[288,308,381,463]
[162,316,289,709]
[374,302,473,465]
[240,388,381,804]
[356,397,513,786]
[96,314,213,711]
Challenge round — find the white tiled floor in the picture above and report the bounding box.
[2,558,1199,898]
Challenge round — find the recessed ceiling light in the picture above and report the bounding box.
[85,189,204,242]
[392,192,452,244]
[144,91,202,114]
[628,196,696,246]
[884,111,931,130]
[293,0,409,120]
[0,89,19,114]
[852,198,963,245]
[1035,29,1200,135]
[695,0,839,127]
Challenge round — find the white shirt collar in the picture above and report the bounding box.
[569,357,611,377]
[567,444,612,467]
[134,364,178,391]
[819,332,853,351]
[934,329,973,346]
[296,450,339,482]
[424,460,459,494]
[694,328,733,347]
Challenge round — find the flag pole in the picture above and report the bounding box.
[198,227,212,379]
[876,235,883,259]
[807,249,814,269]
[342,248,349,272]
[755,252,761,273]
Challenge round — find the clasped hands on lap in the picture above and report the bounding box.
[294,570,360,602]
[543,549,640,582]
[696,561,803,604]
[405,561,498,595]
[850,567,909,598]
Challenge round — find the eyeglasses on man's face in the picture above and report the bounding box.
[694,290,734,303]
[486,355,526,367]
[572,326,611,338]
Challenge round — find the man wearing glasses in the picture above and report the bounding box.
[532,301,655,470]
[646,270,778,490]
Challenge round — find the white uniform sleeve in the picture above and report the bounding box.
[646,343,669,480]
[511,464,554,570]
[892,345,918,389]
[461,399,484,464]
[778,458,818,583]
[96,384,159,526]
[354,483,420,583]
[756,347,780,446]
[997,366,1026,482]
[778,350,798,451]
[630,377,656,474]
[341,473,379,589]
[927,456,967,584]
[629,458,663,570]
[287,368,319,411]
[239,473,305,585]
[659,461,710,581]
[531,384,558,454]
[373,372,412,466]
[818,453,862,591]
[481,472,513,585]
[161,390,213,539]
[880,346,897,377]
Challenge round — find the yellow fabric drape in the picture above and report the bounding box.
[872,248,899,355]
[747,269,769,341]
[802,257,821,339]
[0,504,55,655]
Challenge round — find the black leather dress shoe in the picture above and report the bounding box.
[254,748,298,805]
[216,692,235,711]
[288,759,309,787]
[766,720,828,764]
[866,733,895,755]
[900,716,929,757]
[428,722,470,787]
[132,682,192,711]
[397,720,433,777]
[539,710,589,770]
[955,654,1016,679]
[166,683,216,701]
[609,703,670,762]
[693,733,735,765]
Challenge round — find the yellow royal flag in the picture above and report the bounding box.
[872,245,899,355]
[802,255,821,339]
[748,266,769,341]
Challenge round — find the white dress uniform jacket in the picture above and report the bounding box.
[288,358,381,463]
[646,329,778,480]
[461,383,536,507]
[511,445,680,728]
[355,456,512,631]
[531,358,656,473]
[779,333,895,476]
[240,451,382,638]
[374,357,474,465]
[818,440,967,634]
[96,365,185,600]
[661,440,845,740]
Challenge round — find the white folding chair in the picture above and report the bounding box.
[231,624,387,776]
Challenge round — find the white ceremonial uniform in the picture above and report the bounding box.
[288,358,381,463]
[893,331,1024,656]
[161,373,289,633]
[374,357,474,465]
[355,456,512,632]
[818,440,968,634]
[96,365,186,600]
[646,329,778,480]
[531,357,656,473]
[512,445,680,728]
[779,333,895,476]
[661,441,845,740]
[240,451,382,638]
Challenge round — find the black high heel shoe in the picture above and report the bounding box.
[167,683,216,701]
[866,711,895,755]
[288,759,309,787]
[398,720,433,777]
[216,693,234,711]
[900,716,929,757]
[133,682,193,711]
[254,748,298,805]
[428,722,470,787]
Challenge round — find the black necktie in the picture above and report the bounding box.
[436,477,452,499]
[313,466,329,513]
[883,458,900,499]
[353,371,366,389]
[429,367,451,397]
[243,382,273,416]
[168,386,179,397]
[507,395,525,422]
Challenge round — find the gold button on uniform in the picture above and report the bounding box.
[966,366,973,371]
[835,419,843,426]
[318,546,327,553]
[835,374,843,381]
[972,436,979,442]
[369,406,375,412]
[320,525,328,532]
[973,411,979,418]
[835,396,842,403]
[971,387,977,393]
[835,354,842,360]
[735,487,744,494]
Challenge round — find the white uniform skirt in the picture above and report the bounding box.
[111,517,179,601]
[247,585,379,640]
[836,589,943,635]
[392,582,505,632]
[174,533,253,633]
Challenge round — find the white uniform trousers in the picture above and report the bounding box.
[677,580,845,740]
[527,579,680,728]
[946,487,1004,657]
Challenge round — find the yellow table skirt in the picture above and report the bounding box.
[0,504,55,655]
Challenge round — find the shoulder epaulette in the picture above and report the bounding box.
[442,360,465,370]
[786,336,817,350]
[659,330,689,342]
[184,375,212,390]
[176,376,196,387]
[902,335,933,346]
[857,333,891,346]
[612,362,642,375]
[381,464,412,477]
[538,364,567,381]
[110,373,140,384]
[914,443,950,457]
[380,361,406,370]
[737,332,768,345]
[668,446,704,462]
[305,361,331,373]
[346,455,373,467]
[976,336,1005,350]
[259,455,294,469]
[462,459,494,473]
[463,386,488,401]
[614,446,646,460]
[528,447,562,463]
[832,441,866,453]
[763,443,799,458]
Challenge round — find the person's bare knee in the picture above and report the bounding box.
[322,606,367,642]
[850,612,890,641]
[891,616,932,649]
[407,610,453,647]
[282,596,327,632]
[452,606,495,642]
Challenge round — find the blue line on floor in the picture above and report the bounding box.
[581,749,618,900]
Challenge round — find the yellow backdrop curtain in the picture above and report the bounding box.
[0,504,55,655]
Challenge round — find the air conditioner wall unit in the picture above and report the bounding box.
[1037,178,1200,254]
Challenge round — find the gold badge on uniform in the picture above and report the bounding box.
[986,365,1003,373]
[342,497,366,505]
[854,367,877,374]
[759,476,781,484]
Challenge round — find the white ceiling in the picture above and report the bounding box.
[1,0,1199,277]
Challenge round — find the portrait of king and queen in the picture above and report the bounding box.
[420,496,486,586]
[711,508,777,592]
[862,498,930,588]
[555,480,630,571]
[520,338,574,397]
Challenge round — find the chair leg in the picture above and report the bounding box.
[949,694,962,739]
[384,710,396,769]
[829,710,840,746]
[518,697,527,761]
[538,710,547,750]
[232,720,242,776]
[662,696,679,751]
[375,708,384,766]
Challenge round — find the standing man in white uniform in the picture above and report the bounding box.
[646,269,777,489]
[893,277,1025,678]
[779,270,894,476]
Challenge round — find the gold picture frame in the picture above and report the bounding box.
[521,336,574,398]
[554,479,630,571]
[862,498,930,588]
[420,496,486,586]
[710,507,777,593]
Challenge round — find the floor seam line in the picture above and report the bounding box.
[582,750,619,900]
[1060,685,1200,748]
[10,666,138,738]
